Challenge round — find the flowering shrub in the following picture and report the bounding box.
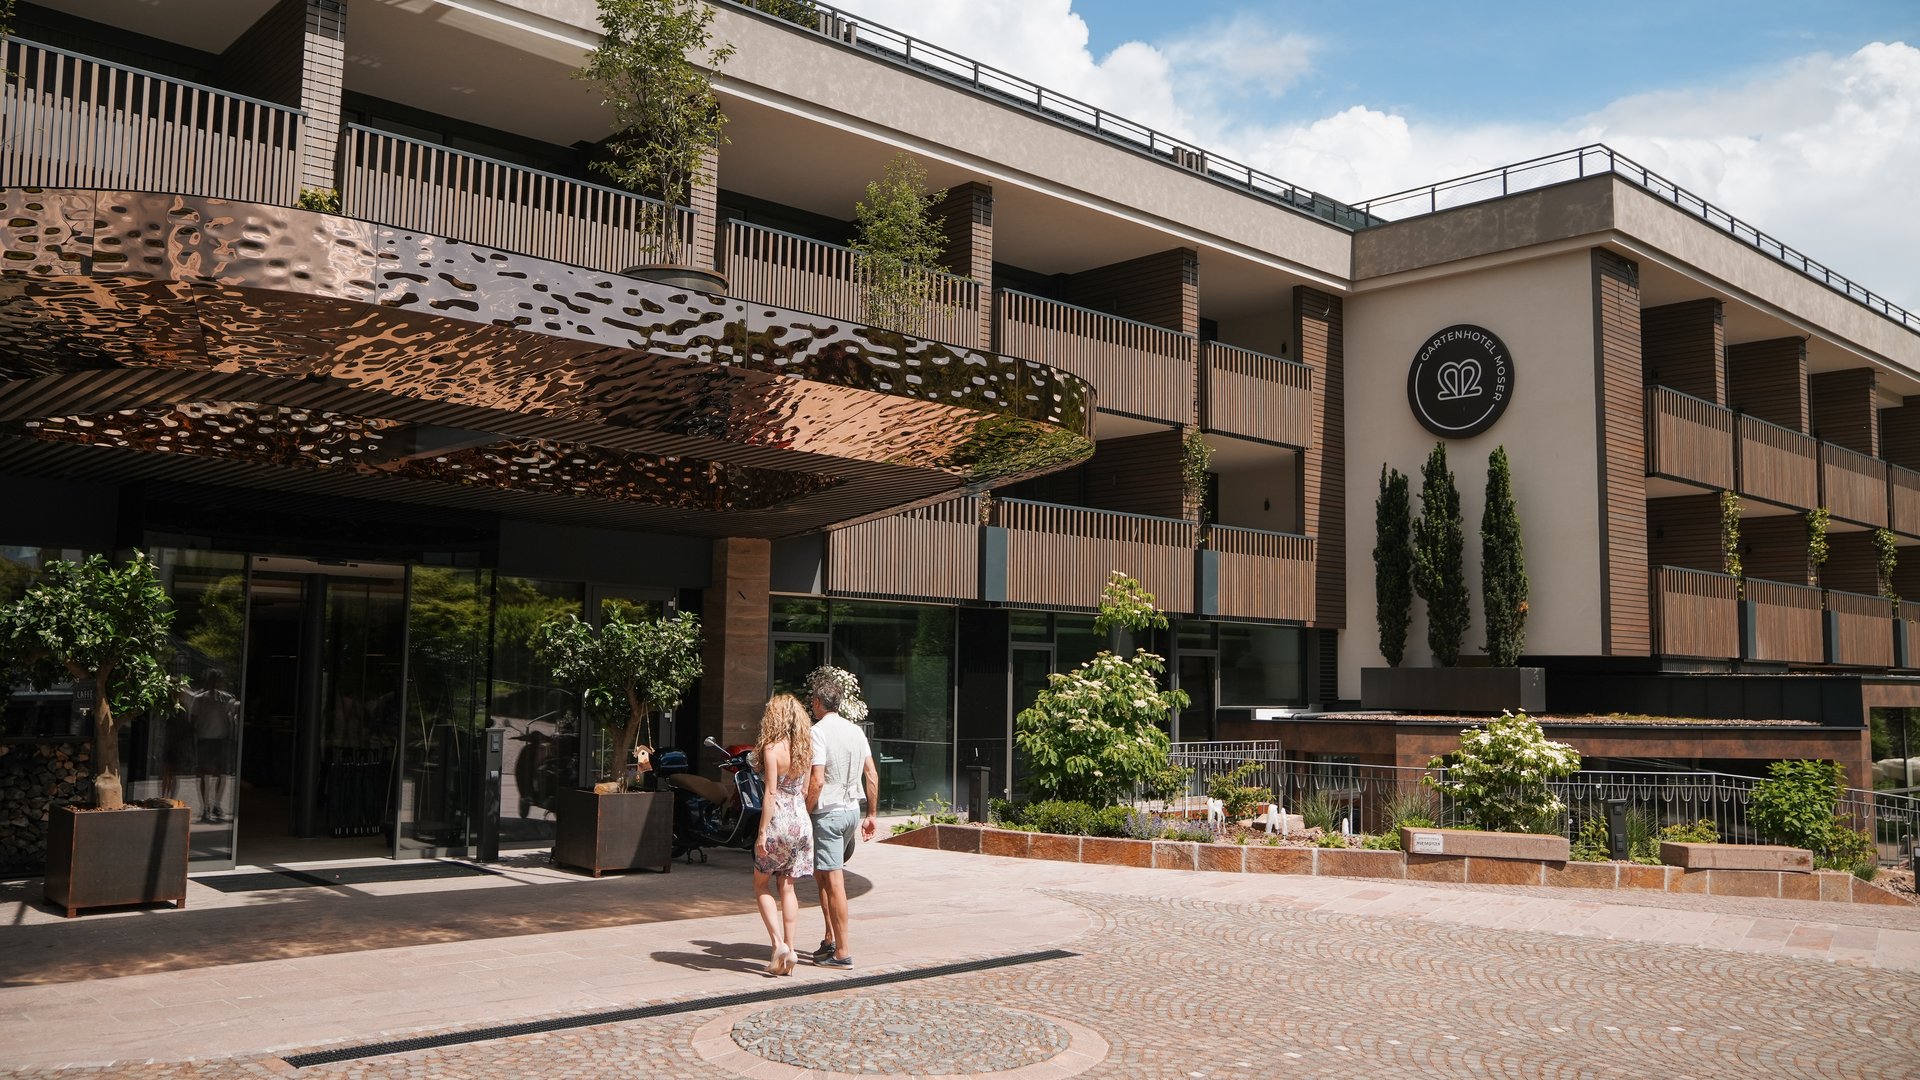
[804,664,868,722]
[1424,710,1581,833]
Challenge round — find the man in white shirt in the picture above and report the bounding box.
[805,681,878,968]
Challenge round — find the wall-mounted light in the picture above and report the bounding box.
[1263,498,1271,511]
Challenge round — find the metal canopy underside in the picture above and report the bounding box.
[0,189,1095,538]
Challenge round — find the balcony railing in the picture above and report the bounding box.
[1644,386,1734,490]
[1200,342,1313,448]
[1736,414,1820,510]
[1205,525,1314,622]
[1355,144,1919,335]
[995,291,1194,423]
[996,498,1196,612]
[1745,578,1824,664]
[1820,442,1890,528]
[339,124,693,272]
[1892,466,1920,538]
[1652,566,1740,659]
[722,219,983,347]
[1903,602,1920,670]
[1,39,302,205]
[1826,588,1895,668]
[826,496,981,601]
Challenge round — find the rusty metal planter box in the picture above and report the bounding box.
[551,788,673,876]
[43,804,190,918]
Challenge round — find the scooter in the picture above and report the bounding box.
[657,736,763,862]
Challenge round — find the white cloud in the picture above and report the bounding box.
[831,0,1920,311]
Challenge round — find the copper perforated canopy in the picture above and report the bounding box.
[0,190,1094,537]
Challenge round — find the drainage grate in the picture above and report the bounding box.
[279,949,1077,1068]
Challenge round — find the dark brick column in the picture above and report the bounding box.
[934,182,994,350]
[1593,251,1649,655]
[1727,337,1809,432]
[220,0,346,195]
[1881,396,1920,469]
[1640,298,1724,403]
[1296,285,1343,629]
[1810,368,1880,455]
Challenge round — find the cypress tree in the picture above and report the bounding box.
[1480,446,1529,667]
[1373,464,1414,666]
[1413,442,1469,666]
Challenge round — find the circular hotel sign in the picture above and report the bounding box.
[1407,324,1514,439]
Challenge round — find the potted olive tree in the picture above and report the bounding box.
[0,553,188,916]
[580,0,732,290]
[531,604,702,874]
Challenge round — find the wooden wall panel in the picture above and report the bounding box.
[1296,286,1344,628]
[1646,494,1723,572]
[1746,578,1824,664]
[1641,298,1724,404]
[1727,337,1808,433]
[1880,396,1920,469]
[1741,516,1811,585]
[1653,566,1740,659]
[1081,431,1185,520]
[1822,532,1882,596]
[1592,251,1649,655]
[1810,368,1879,456]
[1062,248,1198,336]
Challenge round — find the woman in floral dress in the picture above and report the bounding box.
[752,694,814,975]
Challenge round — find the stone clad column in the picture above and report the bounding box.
[691,148,721,272]
[1810,368,1879,455]
[1641,298,1724,403]
[220,0,347,196]
[700,538,771,749]
[1727,337,1809,432]
[934,181,994,350]
[1593,251,1648,655]
[1296,285,1343,631]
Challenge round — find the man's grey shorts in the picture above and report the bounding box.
[811,806,859,871]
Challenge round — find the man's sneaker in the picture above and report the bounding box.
[812,940,836,963]
[819,955,853,969]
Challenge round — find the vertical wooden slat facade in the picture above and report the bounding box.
[1825,589,1895,668]
[1902,601,1920,670]
[1819,442,1889,527]
[1653,566,1739,659]
[1,40,303,205]
[1640,298,1725,404]
[994,290,1194,423]
[1592,251,1649,654]
[998,499,1196,613]
[1296,286,1345,629]
[1809,368,1879,456]
[1737,415,1820,509]
[340,125,693,272]
[1727,337,1809,433]
[1200,342,1314,448]
[722,220,983,347]
[826,497,981,601]
[1891,465,1920,537]
[1746,578,1825,664]
[1644,386,1734,490]
[1208,526,1315,621]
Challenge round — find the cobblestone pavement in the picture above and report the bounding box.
[7,884,1916,1079]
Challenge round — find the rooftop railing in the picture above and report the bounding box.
[1356,144,1920,335]
[723,0,1374,230]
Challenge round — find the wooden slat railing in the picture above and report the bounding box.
[997,499,1196,612]
[1736,415,1819,510]
[1207,525,1314,621]
[1652,565,1739,659]
[340,124,693,271]
[1,39,302,204]
[1826,588,1895,667]
[826,497,981,601]
[1820,442,1889,527]
[1201,342,1313,447]
[722,220,983,346]
[995,290,1194,424]
[1644,386,1734,489]
[1746,577,1825,664]
[1892,465,1920,538]
[1901,601,1920,670]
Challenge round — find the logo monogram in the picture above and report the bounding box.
[1407,325,1513,439]
[1435,358,1482,401]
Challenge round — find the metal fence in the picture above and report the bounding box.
[1163,749,1920,865]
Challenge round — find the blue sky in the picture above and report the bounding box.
[832,0,1920,308]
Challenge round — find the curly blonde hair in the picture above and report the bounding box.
[756,693,813,781]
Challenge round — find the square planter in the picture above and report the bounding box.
[1360,666,1545,713]
[551,788,673,876]
[44,803,190,918]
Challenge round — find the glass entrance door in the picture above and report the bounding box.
[1176,653,1218,743]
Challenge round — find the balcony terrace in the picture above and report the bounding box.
[1653,565,1910,669]
[1200,342,1314,448]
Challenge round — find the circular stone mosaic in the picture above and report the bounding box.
[730,995,1070,1075]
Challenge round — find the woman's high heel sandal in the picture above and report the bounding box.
[775,944,796,975]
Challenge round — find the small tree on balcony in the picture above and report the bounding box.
[852,153,947,334]
[1480,446,1529,667]
[1806,506,1831,587]
[1413,442,1469,666]
[1373,464,1413,666]
[580,0,732,266]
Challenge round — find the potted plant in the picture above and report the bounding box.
[531,603,702,874]
[579,0,732,290]
[0,553,188,917]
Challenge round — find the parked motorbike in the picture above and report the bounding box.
[657,736,763,862]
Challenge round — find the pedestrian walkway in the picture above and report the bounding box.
[1,841,1916,1077]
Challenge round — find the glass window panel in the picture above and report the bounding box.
[1177,620,1217,651]
[1010,610,1051,642]
[771,597,828,636]
[1219,624,1304,707]
[771,638,824,701]
[830,600,953,812]
[146,548,248,866]
[490,577,585,848]
[0,546,91,741]
[397,567,493,855]
[1053,615,1101,672]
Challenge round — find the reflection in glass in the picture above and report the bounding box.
[398,567,493,854]
[1219,624,1304,706]
[491,577,585,848]
[831,601,954,812]
[141,549,248,866]
[0,546,90,741]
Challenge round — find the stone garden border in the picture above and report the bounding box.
[884,825,1912,907]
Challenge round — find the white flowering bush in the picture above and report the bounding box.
[804,664,868,723]
[1014,573,1187,805]
[1423,710,1580,833]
